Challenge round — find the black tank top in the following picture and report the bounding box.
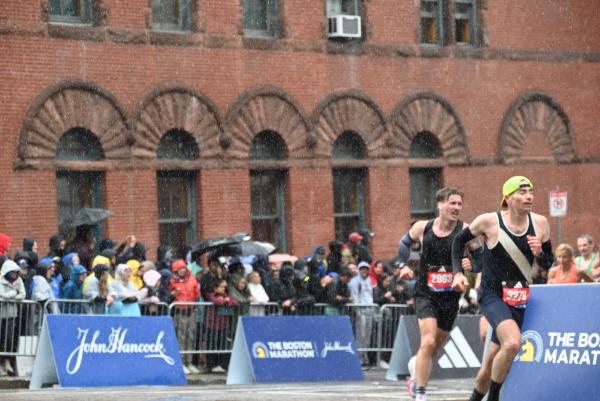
[416,219,462,299]
[481,212,536,298]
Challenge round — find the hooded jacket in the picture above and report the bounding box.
[47,234,65,258]
[62,264,87,300]
[0,260,26,318]
[169,259,200,307]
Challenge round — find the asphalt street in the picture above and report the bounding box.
[0,370,475,401]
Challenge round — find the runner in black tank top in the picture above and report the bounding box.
[451,176,553,401]
[397,188,480,401]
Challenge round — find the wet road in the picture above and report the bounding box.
[0,372,474,401]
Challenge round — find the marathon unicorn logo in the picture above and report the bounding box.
[252,342,269,359]
[516,330,544,363]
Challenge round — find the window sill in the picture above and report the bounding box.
[47,23,105,41]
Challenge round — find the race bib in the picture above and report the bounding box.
[427,271,453,292]
[502,287,530,309]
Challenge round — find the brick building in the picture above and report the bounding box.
[1,1,599,261]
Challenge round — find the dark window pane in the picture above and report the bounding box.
[49,0,92,23]
[251,171,279,216]
[251,170,286,250]
[252,219,278,247]
[56,171,104,243]
[157,130,199,160]
[157,175,189,219]
[410,132,441,159]
[421,0,440,45]
[333,168,365,241]
[56,128,103,161]
[250,131,287,160]
[455,2,474,45]
[332,132,366,160]
[151,0,192,31]
[334,216,360,243]
[410,168,440,218]
[244,0,268,31]
[244,0,277,37]
[157,171,197,249]
[159,223,188,251]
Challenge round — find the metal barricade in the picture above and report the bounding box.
[377,304,412,364]
[342,303,381,366]
[0,300,43,358]
[45,299,95,315]
[139,301,170,316]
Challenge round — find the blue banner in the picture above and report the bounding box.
[228,316,363,384]
[44,315,186,387]
[503,284,600,400]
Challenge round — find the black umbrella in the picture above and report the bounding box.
[191,237,240,257]
[239,241,275,257]
[60,208,113,230]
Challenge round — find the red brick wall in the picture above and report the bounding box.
[1,1,599,261]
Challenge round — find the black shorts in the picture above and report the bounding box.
[415,293,459,332]
[479,293,526,344]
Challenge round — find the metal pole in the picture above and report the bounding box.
[556,216,561,245]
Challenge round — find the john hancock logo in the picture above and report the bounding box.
[516,330,544,363]
[252,342,269,359]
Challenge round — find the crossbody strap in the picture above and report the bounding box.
[497,229,532,284]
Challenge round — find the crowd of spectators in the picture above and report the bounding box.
[0,228,598,376]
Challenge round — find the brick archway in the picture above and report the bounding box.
[389,92,469,165]
[131,85,224,159]
[499,92,576,163]
[224,87,311,159]
[18,80,129,162]
[312,90,388,159]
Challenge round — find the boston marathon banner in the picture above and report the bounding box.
[30,315,186,388]
[227,316,363,384]
[503,284,600,400]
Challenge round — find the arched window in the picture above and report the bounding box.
[250,131,288,251]
[409,132,442,219]
[332,131,367,241]
[55,128,105,244]
[156,130,198,252]
[56,128,103,161]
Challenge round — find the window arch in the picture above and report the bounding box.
[56,128,103,161]
[157,129,199,160]
[409,131,441,159]
[332,131,367,160]
[250,131,288,161]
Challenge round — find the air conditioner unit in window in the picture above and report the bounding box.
[327,15,361,38]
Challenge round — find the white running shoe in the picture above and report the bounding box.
[415,394,427,401]
[407,356,417,398]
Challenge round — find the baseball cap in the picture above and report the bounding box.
[358,261,370,270]
[501,176,533,208]
[348,232,363,242]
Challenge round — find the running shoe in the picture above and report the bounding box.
[407,377,417,398]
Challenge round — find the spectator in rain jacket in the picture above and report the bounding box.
[228,274,253,315]
[30,259,59,315]
[271,264,299,315]
[158,269,174,303]
[139,269,162,314]
[0,260,26,376]
[83,263,112,314]
[62,252,80,285]
[325,267,353,315]
[306,257,331,303]
[349,261,375,366]
[14,251,35,298]
[107,264,140,316]
[0,234,11,266]
[62,264,87,313]
[205,279,239,372]
[325,240,343,275]
[310,245,327,277]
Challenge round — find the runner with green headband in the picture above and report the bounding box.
[451,176,553,401]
